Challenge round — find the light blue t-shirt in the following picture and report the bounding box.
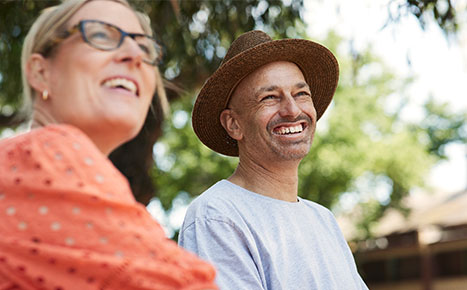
[179,180,368,290]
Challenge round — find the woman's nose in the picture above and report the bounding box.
[115,37,144,66]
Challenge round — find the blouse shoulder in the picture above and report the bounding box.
[0,125,218,289]
[0,124,132,203]
[0,124,99,155]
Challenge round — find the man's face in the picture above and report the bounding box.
[226,61,317,162]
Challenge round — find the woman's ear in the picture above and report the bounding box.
[26,53,51,94]
[220,108,243,141]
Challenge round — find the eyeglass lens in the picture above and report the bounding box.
[82,21,160,65]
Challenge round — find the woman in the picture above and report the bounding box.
[0,0,217,289]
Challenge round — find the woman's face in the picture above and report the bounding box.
[39,0,157,154]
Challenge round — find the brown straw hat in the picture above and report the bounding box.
[192,30,339,157]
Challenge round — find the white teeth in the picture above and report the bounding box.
[277,124,303,135]
[103,78,137,95]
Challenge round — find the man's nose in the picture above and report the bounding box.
[279,95,301,119]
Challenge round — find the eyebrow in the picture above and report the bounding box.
[255,85,279,96]
[295,82,310,90]
[255,82,310,97]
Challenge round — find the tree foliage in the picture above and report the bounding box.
[388,0,461,34]
[0,0,304,203]
[153,30,466,238]
[0,1,465,239]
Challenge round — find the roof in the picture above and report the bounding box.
[337,189,467,241]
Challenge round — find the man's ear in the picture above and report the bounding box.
[26,53,51,95]
[220,108,243,141]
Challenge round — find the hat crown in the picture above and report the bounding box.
[221,30,272,65]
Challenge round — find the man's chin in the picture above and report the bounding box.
[271,145,311,161]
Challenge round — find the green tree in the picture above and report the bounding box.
[153,31,466,239]
[392,0,462,34]
[0,0,304,203]
[0,1,465,240]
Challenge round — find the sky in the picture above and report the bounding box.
[304,0,467,193]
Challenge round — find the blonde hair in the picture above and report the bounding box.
[21,0,168,119]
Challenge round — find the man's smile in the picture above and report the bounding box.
[272,122,307,135]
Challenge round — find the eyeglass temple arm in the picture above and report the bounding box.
[50,25,80,45]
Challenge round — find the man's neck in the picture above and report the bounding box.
[228,156,300,202]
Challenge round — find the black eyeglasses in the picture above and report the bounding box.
[49,19,162,66]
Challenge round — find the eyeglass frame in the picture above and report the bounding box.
[44,19,162,66]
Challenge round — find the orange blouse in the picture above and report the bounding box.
[0,124,217,290]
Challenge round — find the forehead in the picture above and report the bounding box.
[231,61,307,103]
[69,0,142,32]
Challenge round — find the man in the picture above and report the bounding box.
[179,30,368,290]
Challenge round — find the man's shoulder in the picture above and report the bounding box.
[191,179,237,203]
[184,180,243,221]
[298,197,336,220]
[299,197,331,212]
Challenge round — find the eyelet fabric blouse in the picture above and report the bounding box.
[0,124,217,290]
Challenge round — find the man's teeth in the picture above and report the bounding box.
[103,78,137,95]
[277,125,303,135]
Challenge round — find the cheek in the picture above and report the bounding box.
[251,114,272,135]
[49,50,97,93]
[301,102,316,118]
[49,66,78,97]
[50,69,93,104]
[142,69,157,101]
[147,69,157,89]
[256,106,279,124]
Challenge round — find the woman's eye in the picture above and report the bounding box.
[90,31,110,40]
[138,44,150,54]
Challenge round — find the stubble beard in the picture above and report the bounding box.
[269,134,313,161]
[267,114,316,161]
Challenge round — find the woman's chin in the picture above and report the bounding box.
[112,118,145,142]
[74,116,146,154]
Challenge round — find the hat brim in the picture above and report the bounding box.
[192,38,339,157]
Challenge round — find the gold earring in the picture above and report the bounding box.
[42,90,49,101]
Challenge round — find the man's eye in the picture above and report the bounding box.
[261,95,276,101]
[296,91,311,97]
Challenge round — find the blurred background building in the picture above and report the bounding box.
[339,189,467,290]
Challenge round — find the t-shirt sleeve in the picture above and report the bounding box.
[180,217,265,290]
